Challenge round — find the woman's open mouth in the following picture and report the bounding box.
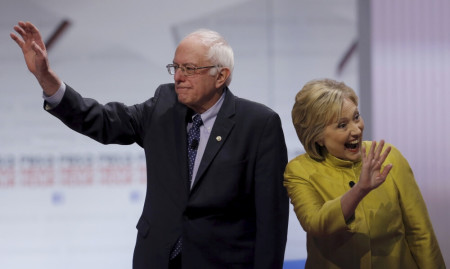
[345,140,360,152]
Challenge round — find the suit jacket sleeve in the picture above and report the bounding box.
[44,84,156,147]
[253,113,289,269]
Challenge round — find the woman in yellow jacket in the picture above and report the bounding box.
[284,79,445,269]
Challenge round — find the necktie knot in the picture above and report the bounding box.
[192,114,203,128]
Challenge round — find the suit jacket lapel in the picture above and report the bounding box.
[191,89,236,191]
[173,102,191,195]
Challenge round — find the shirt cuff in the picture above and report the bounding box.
[43,82,66,109]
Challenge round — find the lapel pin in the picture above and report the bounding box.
[216,136,222,142]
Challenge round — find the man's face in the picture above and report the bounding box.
[172,37,222,114]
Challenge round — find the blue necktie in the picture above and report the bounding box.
[187,114,203,184]
[170,114,203,260]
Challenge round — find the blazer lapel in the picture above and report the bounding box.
[173,102,191,194]
[191,89,236,191]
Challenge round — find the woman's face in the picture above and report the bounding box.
[320,98,364,162]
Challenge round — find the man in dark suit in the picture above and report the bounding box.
[11,21,289,269]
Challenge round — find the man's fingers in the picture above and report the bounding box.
[32,41,44,57]
[11,24,29,49]
[18,21,32,32]
[10,33,24,48]
[22,21,40,37]
[13,24,28,40]
[13,21,39,40]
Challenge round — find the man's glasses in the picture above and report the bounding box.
[166,63,216,76]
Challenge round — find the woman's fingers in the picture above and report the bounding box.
[374,140,384,158]
[380,163,393,179]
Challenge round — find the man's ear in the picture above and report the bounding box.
[215,67,231,88]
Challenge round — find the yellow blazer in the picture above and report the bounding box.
[284,141,445,269]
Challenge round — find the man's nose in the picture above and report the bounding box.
[174,68,185,82]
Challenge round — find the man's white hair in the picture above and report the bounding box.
[184,29,234,86]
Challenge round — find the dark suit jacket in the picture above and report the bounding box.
[47,83,289,269]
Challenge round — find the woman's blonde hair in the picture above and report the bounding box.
[292,79,358,161]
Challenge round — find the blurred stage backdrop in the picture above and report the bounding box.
[1,0,448,268]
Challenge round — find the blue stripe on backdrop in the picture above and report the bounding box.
[283,259,306,269]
